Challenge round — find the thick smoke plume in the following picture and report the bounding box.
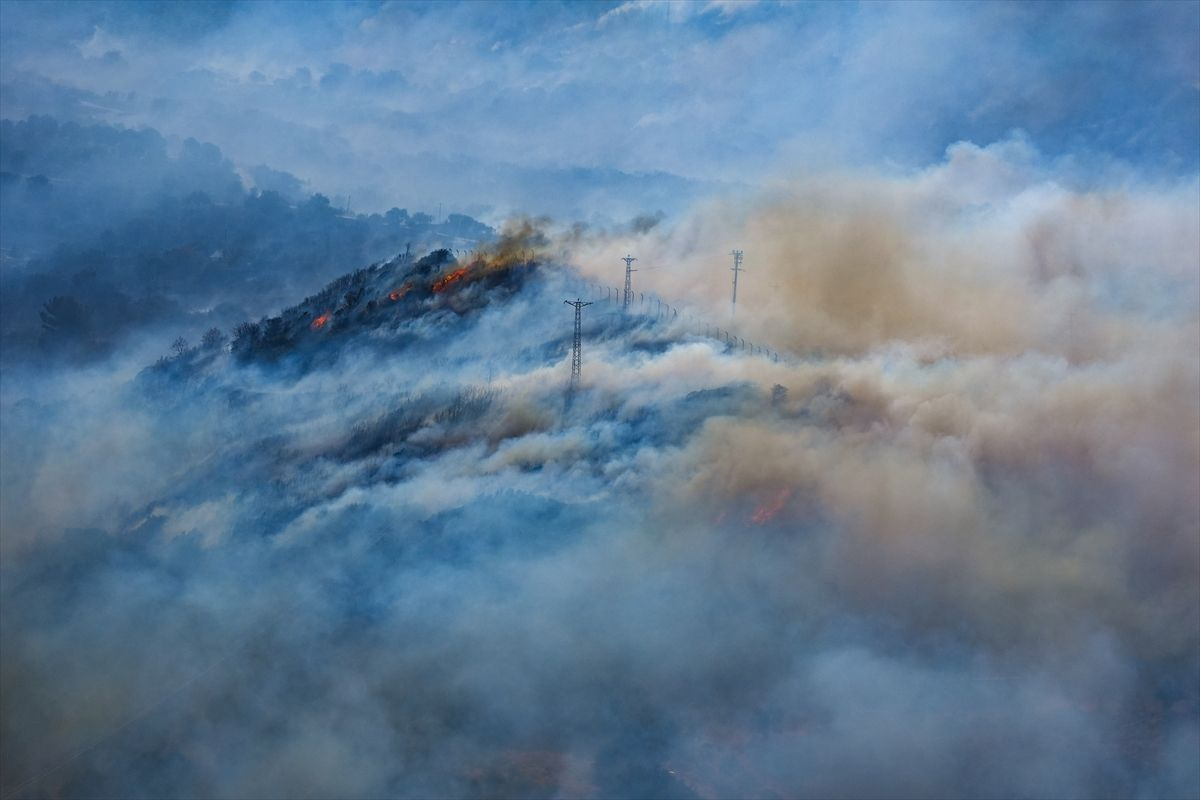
[1,138,1198,799]
[569,138,1199,359]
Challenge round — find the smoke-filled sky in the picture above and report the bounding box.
[1,2,1199,800]
[2,0,1197,219]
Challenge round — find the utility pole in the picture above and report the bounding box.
[622,255,637,311]
[730,249,744,318]
[564,299,592,393]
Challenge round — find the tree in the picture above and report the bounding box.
[231,321,261,359]
[171,336,189,356]
[232,321,259,343]
[260,316,290,350]
[305,194,332,214]
[201,327,226,350]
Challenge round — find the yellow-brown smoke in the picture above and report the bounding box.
[564,146,1199,365]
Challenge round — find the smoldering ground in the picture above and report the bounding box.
[2,146,1198,799]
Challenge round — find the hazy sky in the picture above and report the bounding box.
[2,0,1197,220]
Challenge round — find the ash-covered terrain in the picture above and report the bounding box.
[2,209,1198,798]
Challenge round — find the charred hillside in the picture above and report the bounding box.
[225,247,539,366]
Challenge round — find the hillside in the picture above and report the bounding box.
[0,116,496,365]
[1,238,1197,799]
[1,242,797,798]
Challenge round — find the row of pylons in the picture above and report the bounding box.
[564,250,751,393]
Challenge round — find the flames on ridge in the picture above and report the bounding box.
[432,267,470,294]
[289,224,550,348]
[420,218,549,298]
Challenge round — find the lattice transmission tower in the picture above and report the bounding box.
[622,255,638,310]
[730,249,744,317]
[564,298,593,392]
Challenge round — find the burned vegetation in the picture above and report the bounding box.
[224,248,539,368]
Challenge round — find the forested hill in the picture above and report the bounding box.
[0,116,494,364]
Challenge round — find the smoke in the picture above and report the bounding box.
[477,216,552,269]
[629,212,665,235]
[564,137,1200,362]
[2,135,1198,798]
[2,2,1197,794]
[6,2,1195,221]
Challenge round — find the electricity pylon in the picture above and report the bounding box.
[622,255,637,310]
[564,299,592,392]
[730,249,744,317]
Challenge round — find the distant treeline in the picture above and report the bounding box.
[0,116,494,363]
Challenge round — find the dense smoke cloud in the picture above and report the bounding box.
[2,131,1197,796]
[569,136,1199,358]
[2,3,1198,798]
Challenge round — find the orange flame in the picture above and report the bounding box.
[751,488,793,524]
[311,312,331,330]
[432,267,469,293]
[388,282,413,301]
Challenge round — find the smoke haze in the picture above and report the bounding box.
[2,2,1198,799]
